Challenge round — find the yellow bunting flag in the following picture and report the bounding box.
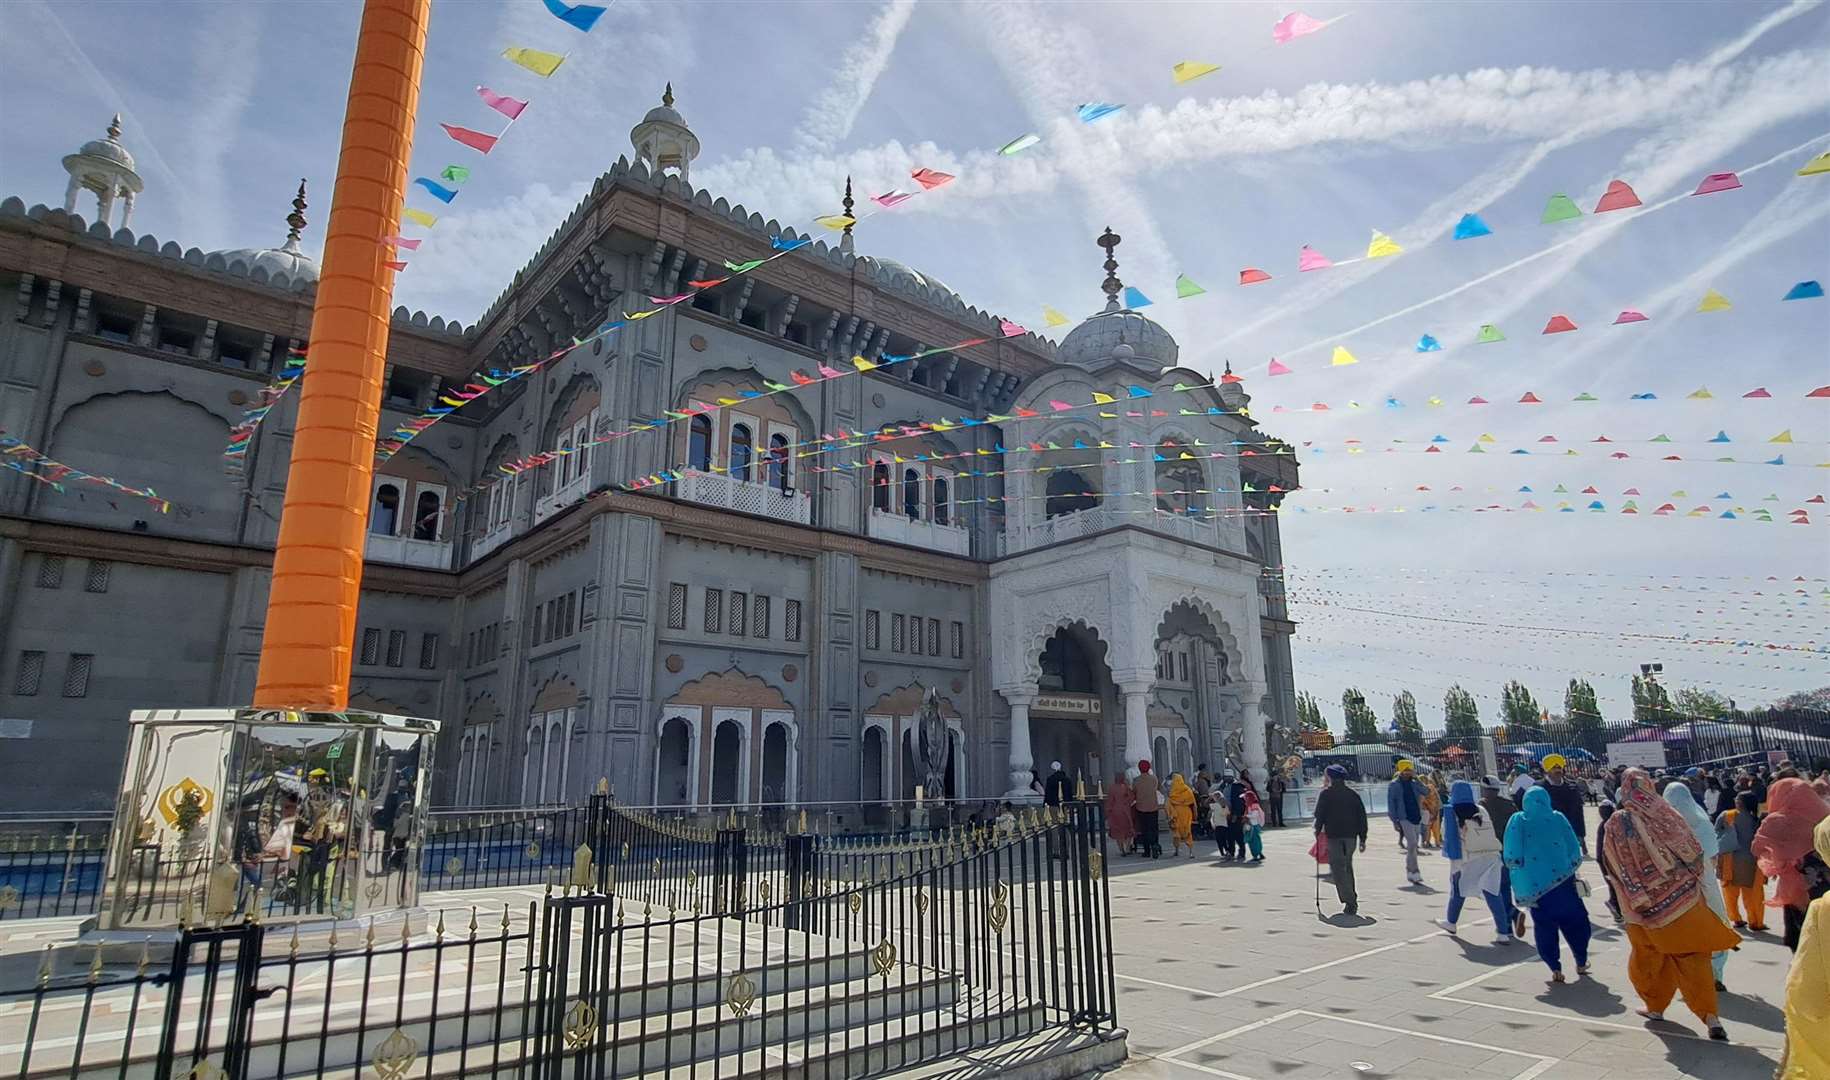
[1798,151,1830,177]
[815,215,856,230]
[1091,391,1116,404]
[1697,289,1733,313]
[1366,230,1403,258]
[1330,345,1357,366]
[1043,306,1071,327]
[1172,61,1220,84]
[502,47,566,77]
[1771,430,1793,443]
[1687,387,1713,399]
[402,208,438,228]
[852,355,877,371]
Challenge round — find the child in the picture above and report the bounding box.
[1242,789,1266,863]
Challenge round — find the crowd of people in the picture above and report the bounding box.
[1303,753,1830,1070]
[1098,760,1276,864]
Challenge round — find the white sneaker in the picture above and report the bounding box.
[1492,935,1514,946]
[1408,873,1424,885]
[1434,918,1458,935]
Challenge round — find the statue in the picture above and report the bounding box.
[917,688,949,801]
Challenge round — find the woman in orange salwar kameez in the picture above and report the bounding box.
[1715,791,1767,931]
[1602,768,1740,1040]
[1105,772,1138,855]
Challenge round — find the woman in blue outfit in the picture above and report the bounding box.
[1504,785,1593,983]
[1437,781,1519,944]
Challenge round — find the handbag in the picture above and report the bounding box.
[1308,833,1328,863]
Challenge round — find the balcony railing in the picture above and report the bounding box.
[472,520,514,560]
[534,473,590,523]
[998,505,1108,555]
[364,531,454,569]
[676,469,812,524]
[867,507,971,555]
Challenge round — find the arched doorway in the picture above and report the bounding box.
[760,721,790,803]
[1155,600,1240,776]
[861,726,885,801]
[656,717,692,805]
[710,720,743,803]
[1152,734,1171,777]
[1031,624,1112,785]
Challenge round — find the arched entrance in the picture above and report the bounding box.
[710,720,743,803]
[860,726,885,801]
[760,721,790,803]
[656,716,692,805]
[1155,599,1241,777]
[1030,624,1113,786]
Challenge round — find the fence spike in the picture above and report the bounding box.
[435,910,446,939]
[88,945,104,984]
[37,944,52,986]
[137,937,152,976]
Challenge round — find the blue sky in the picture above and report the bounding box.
[2,0,1826,730]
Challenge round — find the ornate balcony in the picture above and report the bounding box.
[364,533,454,569]
[867,508,971,556]
[676,469,812,525]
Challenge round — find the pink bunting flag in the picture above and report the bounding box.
[442,123,500,154]
[1613,310,1649,324]
[1542,314,1577,334]
[384,260,408,271]
[1297,245,1333,272]
[1239,268,1271,285]
[1594,179,1641,213]
[999,319,1027,337]
[1049,400,1072,411]
[1692,172,1741,195]
[477,86,529,120]
[381,235,421,250]
[872,190,913,208]
[1743,387,1772,398]
[910,168,954,190]
[1469,396,1489,405]
[650,293,693,305]
[1519,392,1543,403]
[1310,402,1330,412]
[817,365,843,378]
[1267,358,1292,376]
[1272,11,1329,43]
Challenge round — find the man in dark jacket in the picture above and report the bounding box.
[1313,765,1369,915]
[1043,761,1069,806]
[1536,754,1588,855]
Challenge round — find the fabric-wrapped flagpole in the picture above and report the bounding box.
[255,0,429,710]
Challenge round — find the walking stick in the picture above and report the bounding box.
[1314,836,1323,917]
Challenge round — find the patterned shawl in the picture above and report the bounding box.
[1602,767,1706,928]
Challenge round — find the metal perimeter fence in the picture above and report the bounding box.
[0,798,1114,1079]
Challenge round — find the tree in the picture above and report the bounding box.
[1342,688,1381,744]
[1564,678,1605,752]
[1391,691,1424,745]
[1443,685,1482,740]
[1501,680,1541,737]
[1773,686,1830,712]
[1632,675,1675,726]
[1673,687,1731,719]
[1296,691,1327,733]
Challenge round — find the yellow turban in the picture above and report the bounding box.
[1542,754,1567,770]
[1396,760,1414,773]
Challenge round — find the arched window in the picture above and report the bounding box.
[687,414,713,471]
[932,475,950,526]
[768,433,791,493]
[1044,471,1101,519]
[413,489,442,541]
[372,482,401,536]
[872,462,891,512]
[902,468,921,520]
[1156,459,1205,515]
[730,423,754,482]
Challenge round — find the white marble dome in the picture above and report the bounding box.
[74,131,136,172]
[861,256,957,300]
[213,236,319,283]
[1057,308,1179,371]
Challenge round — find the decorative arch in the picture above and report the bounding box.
[537,371,602,497]
[672,367,817,477]
[1150,427,1208,514]
[530,673,583,713]
[372,445,454,541]
[865,681,962,720]
[456,692,501,806]
[666,668,792,712]
[1019,615,1113,690]
[1153,593,1246,687]
[347,690,410,715]
[45,390,240,539]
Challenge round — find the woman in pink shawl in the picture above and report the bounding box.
[1753,777,1830,951]
[1106,772,1138,855]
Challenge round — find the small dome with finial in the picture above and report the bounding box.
[1057,227,1179,371]
[211,180,319,283]
[74,114,137,172]
[631,83,700,182]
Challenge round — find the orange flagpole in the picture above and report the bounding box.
[255,0,430,710]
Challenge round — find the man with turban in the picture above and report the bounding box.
[1538,753,1589,856]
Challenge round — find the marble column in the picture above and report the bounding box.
[1120,680,1152,770]
[62,177,81,214]
[1241,692,1268,788]
[1002,689,1038,799]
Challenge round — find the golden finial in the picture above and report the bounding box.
[285,179,308,244]
[434,910,446,939]
[662,82,675,109]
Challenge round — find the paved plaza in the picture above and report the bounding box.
[1106,822,1791,1080]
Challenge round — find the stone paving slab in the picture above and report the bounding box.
[1107,823,1788,1080]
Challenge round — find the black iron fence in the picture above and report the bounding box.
[1392,706,1830,774]
[0,800,1114,1079]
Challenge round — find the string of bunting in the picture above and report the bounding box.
[222,347,306,474]
[1,429,172,513]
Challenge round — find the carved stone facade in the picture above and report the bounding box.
[0,98,1297,813]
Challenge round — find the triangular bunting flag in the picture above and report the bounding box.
[1273,11,1332,42]
[1239,268,1271,285]
[1542,314,1577,334]
[1770,430,1793,443]
[1076,103,1124,123]
[1172,60,1220,83]
[1123,286,1153,309]
[1697,289,1733,313]
[1519,392,1542,404]
[1594,179,1642,212]
[814,214,855,230]
[1782,280,1824,301]
[910,168,954,190]
[413,178,458,203]
[1799,151,1830,177]
[1540,194,1582,223]
[1574,392,1597,402]
[1330,346,1357,367]
[1476,324,1504,343]
[1709,431,1731,443]
[542,0,607,31]
[441,123,499,154]
[1176,274,1206,298]
[440,165,471,184]
[1743,387,1771,398]
[1693,171,1741,195]
[402,208,438,228]
[1043,306,1071,327]
[477,86,530,120]
[1452,213,1491,240]
[1366,230,1403,258]
[502,47,566,76]
[999,133,1042,156]
[1298,245,1333,271]
[1688,387,1714,399]
[1416,334,1442,352]
[1267,359,1292,376]
[1614,310,1648,324]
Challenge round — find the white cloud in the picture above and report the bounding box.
[168,3,263,249]
[791,0,918,153]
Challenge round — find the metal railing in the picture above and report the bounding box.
[0,800,1115,1079]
